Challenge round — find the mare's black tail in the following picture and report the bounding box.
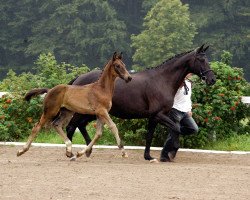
[68,76,79,85]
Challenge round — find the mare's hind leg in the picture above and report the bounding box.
[52,109,75,158]
[76,118,103,158]
[17,114,47,156]
[144,118,158,162]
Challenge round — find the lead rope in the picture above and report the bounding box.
[183,81,189,95]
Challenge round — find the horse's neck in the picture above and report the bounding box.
[155,55,191,92]
[97,63,116,95]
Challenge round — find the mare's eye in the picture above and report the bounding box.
[116,65,121,68]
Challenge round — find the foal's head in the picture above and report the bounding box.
[188,44,216,86]
[111,52,132,83]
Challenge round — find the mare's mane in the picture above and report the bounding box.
[96,49,195,80]
[146,49,194,70]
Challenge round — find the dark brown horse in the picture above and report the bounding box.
[17,52,132,159]
[66,45,216,161]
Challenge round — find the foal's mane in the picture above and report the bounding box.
[96,59,112,81]
[146,49,194,70]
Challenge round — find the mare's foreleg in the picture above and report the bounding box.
[66,114,96,157]
[17,114,47,156]
[66,113,84,141]
[76,118,103,158]
[144,118,158,161]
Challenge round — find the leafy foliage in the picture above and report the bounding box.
[184,57,250,148]
[0,92,43,141]
[0,53,89,141]
[0,0,249,81]
[188,0,250,80]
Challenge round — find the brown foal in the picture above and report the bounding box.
[17,52,132,159]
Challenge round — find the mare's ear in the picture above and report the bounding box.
[118,52,123,59]
[203,45,209,52]
[113,52,117,61]
[197,44,205,53]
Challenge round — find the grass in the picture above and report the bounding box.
[19,123,116,145]
[19,129,250,151]
[18,120,250,151]
[202,134,250,151]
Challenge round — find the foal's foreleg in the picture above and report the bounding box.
[76,118,103,158]
[17,114,46,156]
[101,112,128,158]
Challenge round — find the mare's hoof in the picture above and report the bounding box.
[160,157,171,162]
[149,158,159,163]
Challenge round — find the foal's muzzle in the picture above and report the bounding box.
[125,76,132,83]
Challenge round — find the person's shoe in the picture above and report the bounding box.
[160,157,170,162]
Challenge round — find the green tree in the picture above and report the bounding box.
[188,0,250,81]
[26,0,128,68]
[131,0,196,68]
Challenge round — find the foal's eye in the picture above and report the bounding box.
[198,58,205,62]
[115,65,121,69]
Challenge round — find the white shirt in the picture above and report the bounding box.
[173,80,192,112]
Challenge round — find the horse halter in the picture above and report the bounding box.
[200,69,213,81]
[194,53,213,81]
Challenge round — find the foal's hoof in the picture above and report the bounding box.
[17,149,26,157]
[122,152,129,158]
[70,155,77,161]
[85,149,92,158]
[66,151,74,158]
[76,152,83,158]
[17,150,23,157]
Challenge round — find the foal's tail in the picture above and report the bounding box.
[24,88,49,101]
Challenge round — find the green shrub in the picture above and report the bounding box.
[0,53,89,141]
[183,61,249,148]
[0,93,43,141]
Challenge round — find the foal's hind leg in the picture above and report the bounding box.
[52,109,75,158]
[17,114,47,156]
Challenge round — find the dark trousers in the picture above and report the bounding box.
[161,108,198,160]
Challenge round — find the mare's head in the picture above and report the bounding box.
[188,44,216,85]
[111,52,132,83]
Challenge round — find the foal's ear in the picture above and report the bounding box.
[113,52,117,61]
[203,45,209,52]
[118,52,123,59]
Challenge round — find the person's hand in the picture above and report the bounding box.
[187,111,192,117]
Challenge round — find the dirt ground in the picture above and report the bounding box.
[0,145,249,200]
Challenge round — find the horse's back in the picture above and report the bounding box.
[72,70,101,86]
